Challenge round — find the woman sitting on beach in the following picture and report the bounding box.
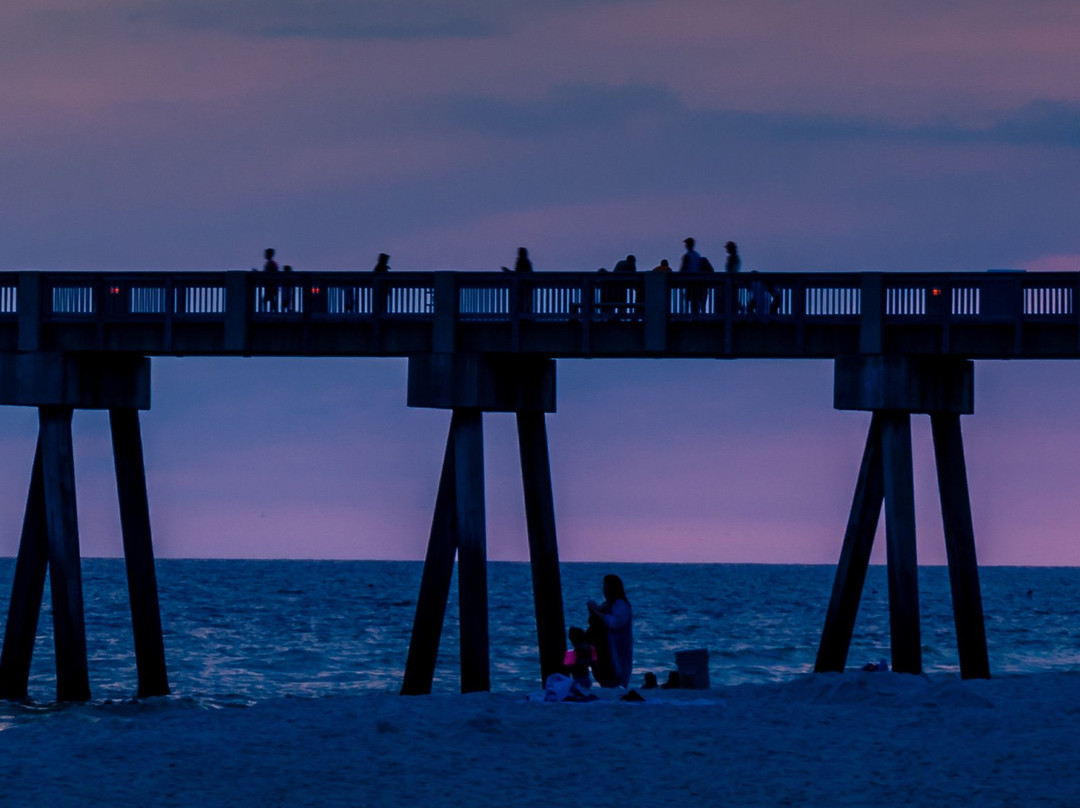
[587,574,633,688]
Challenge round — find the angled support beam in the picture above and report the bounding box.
[110,409,170,698]
[931,413,990,679]
[38,406,91,702]
[401,425,459,696]
[880,411,921,675]
[0,440,49,700]
[517,411,566,685]
[453,409,489,693]
[814,413,884,673]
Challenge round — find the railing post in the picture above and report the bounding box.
[433,273,457,354]
[723,274,734,354]
[793,277,806,353]
[644,272,667,353]
[510,274,522,352]
[860,273,884,354]
[1075,274,1080,353]
[17,272,42,352]
[224,271,251,354]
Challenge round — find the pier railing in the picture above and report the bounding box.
[2,269,1077,358]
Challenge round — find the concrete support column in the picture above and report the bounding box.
[517,411,567,685]
[931,413,990,679]
[110,408,170,697]
[39,406,91,702]
[880,411,921,674]
[453,409,489,693]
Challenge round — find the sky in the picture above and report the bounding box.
[1,0,1079,564]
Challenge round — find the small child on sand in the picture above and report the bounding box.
[563,626,597,690]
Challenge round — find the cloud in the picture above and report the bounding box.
[440,83,683,137]
[978,100,1080,148]
[1023,253,1080,271]
[121,0,622,41]
[437,83,1080,151]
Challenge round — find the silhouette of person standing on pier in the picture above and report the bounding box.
[611,255,637,315]
[725,241,741,273]
[514,247,533,273]
[371,253,391,314]
[679,238,701,274]
[262,248,279,312]
[679,238,713,314]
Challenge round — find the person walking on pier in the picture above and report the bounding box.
[725,241,741,273]
[514,247,533,273]
[262,248,280,312]
[611,255,637,315]
[366,253,390,315]
[587,574,633,688]
[679,238,713,313]
[679,238,701,274]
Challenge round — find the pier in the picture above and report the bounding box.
[1,267,1076,698]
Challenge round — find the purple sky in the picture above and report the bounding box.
[1,1,1079,563]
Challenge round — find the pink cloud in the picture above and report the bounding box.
[1022,253,1080,272]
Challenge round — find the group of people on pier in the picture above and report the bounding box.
[505,238,742,277]
[256,238,739,280]
[256,248,391,313]
[253,238,774,316]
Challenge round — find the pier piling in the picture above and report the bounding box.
[402,354,564,694]
[818,355,989,678]
[0,353,169,701]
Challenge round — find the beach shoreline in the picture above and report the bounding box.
[2,671,1078,806]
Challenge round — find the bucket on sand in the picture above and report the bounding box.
[674,649,710,689]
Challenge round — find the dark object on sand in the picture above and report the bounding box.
[660,671,680,689]
[642,672,658,690]
[675,648,710,690]
[619,689,645,702]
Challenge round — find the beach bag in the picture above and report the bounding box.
[700,256,715,273]
[544,674,573,702]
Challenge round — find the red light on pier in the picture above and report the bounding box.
[109,286,121,295]
[311,287,321,295]
[931,287,942,296]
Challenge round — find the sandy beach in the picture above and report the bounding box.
[2,672,1078,806]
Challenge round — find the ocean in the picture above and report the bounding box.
[1,560,1078,705]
